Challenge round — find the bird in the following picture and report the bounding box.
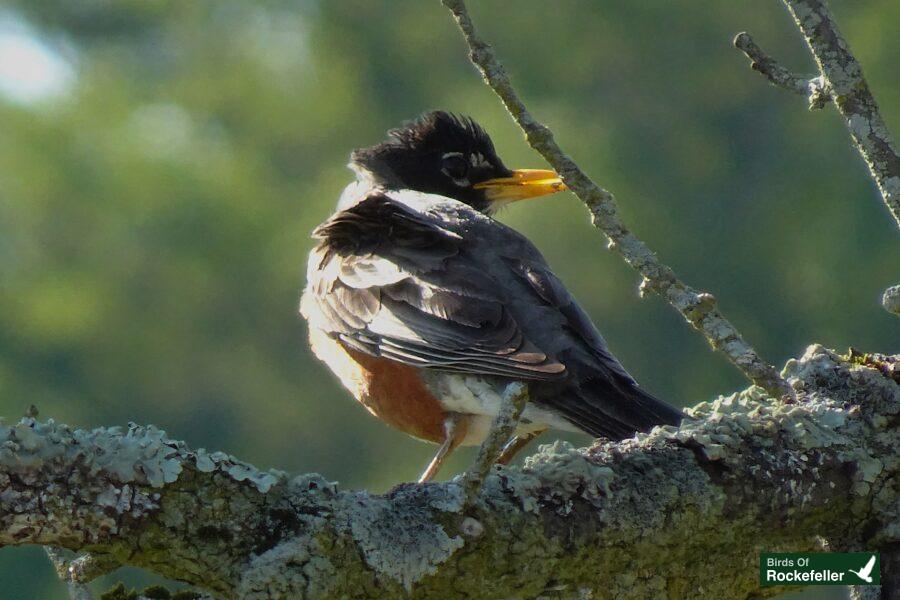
[300,111,684,482]
[849,555,877,583]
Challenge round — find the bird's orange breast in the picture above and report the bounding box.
[307,327,451,444]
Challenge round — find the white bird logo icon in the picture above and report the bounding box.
[848,555,877,583]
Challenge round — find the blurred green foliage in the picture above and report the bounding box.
[0,1,896,597]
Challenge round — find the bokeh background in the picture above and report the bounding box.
[0,1,897,598]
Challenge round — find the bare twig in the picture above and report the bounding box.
[733,32,830,109]
[736,1,900,229]
[440,0,792,399]
[460,382,527,506]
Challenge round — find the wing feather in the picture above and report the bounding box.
[305,192,566,381]
[303,190,683,439]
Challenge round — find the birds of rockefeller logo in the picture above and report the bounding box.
[849,555,877,583]
[760,552,880,586]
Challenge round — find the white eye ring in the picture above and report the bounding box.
[440,152,470,186]
[441,151,466,175]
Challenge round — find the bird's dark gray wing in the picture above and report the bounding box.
[305,192,566,380]
[305,191,684,439]
[501,255,684,438]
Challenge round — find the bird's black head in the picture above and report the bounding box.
[350,111,565,213]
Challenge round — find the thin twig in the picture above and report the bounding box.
[460,382,528,506]
[736,1,900,229]
[441,0,792,399]
[733,32,830,109]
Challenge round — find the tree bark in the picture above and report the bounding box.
[1,345,896,599]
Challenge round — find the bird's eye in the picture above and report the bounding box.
[440,152,470,182]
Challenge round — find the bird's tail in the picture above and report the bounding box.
[620,384,685,434]
[554,375,686,441]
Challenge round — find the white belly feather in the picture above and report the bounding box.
[420,371,584,446]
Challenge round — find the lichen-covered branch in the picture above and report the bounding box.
[737,0,900,229]
[1,346,896,599]
[439,0,791,399]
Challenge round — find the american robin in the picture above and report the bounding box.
[301,111,683,482]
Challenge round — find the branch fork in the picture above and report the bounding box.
[733,32,831,109]
[735,1,900,231]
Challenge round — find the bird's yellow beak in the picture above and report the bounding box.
[473,169,567,202]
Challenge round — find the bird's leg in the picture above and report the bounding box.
[418,413,466,483]
[496,428,546,465]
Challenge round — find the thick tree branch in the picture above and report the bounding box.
[1,346,896,598]
[737,0,900,229]
[440,0,792,399]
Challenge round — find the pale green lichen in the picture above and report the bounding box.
[340,488,466,590]
[0,419,285,494]
[0,421,180,486]
[521,440,616,502]
[237,532,337,599]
